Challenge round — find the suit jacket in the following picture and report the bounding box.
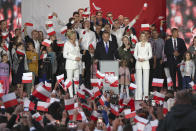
[94,40,119,60]
[164,38,187,65]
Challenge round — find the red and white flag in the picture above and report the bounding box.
[46,98,60,104]
[16,49,25,55]
[25,22,33,27]
[134,115,148,125]
[32,84,51,101]
[0,81,3,97]
[150,120,158,131]
[91,79,102,87]
[42,39,52,47]
[74,79,79,85]
[110,104,119,116]
[56,74,64,83]
[130,73,135,82]
[152,91,165,101]
[45,21,53,27]
[48,13,53,19]
[3,42,9,51]
[62,79,72,91]
[32,112,43,122]
[57,40,64,47]
[92,2,101,11]
[22,76,32,84]
[96,70,105,79]
[2,92,18,108]
[131,35,138,44]
[99,95,106,105]
[108,17,113,25]
[1,32,9,39]
[77,89,85,99]
[91,110,100,121]
[40,54,47,59]
[167,77,173,87]
[46,28,56,36]
[189,81,196,90]
[152,78,164,87]
[24,98,35,111]
[141,24,150,31]
[124,109,136,119]
[81,103,92,111]
[143,2,148,11]
[80,84,93,96]
[92,87,101,98]
[37,101,49,112]
[163,102,168,115]
[129,83,137,90]
[130,48,134,54]
[43,81,52,91]
[61,26,67,34]
[64,98,76,110]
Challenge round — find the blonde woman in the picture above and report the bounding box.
[63,30,81,97]
[134,32,152,100]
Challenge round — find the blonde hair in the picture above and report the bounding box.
[66,30,76,39]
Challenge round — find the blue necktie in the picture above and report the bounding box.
[105,42,109,54]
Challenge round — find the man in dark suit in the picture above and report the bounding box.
[164,28,187,90]
[94,31,119,61]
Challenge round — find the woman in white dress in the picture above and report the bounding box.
[134,32,152,100]
[63,30,81,97]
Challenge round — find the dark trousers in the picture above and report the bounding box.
[182,76,192,89]
[168,63,182,90]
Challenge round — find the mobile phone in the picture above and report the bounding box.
[1,106,5,114]
[151,100,156,106]
[24,107,29,112]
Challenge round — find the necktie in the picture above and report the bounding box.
[174,39,177,50]
[105,42,109,54]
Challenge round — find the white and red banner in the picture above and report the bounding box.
[2,93,18,108]
[123,109,136,119]
[37,101,49,112]
[32,112,43,122]
[32,83,51,101]
[152,78,164,87]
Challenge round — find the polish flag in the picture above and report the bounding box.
[150,120,158,131]
[32,84,51,101]
[96,70,105,79]
[32,112,43,122]
[109,76,119,87]
[131,35,138,44]
[40,54,47,59]
[167,77,173,87]
[22,76,32,83]
[81,103,92,111]
[110,104,119,116]
[74,80,79,85]
[23,98,35,111]
[46,98,60,105]
[16,49,25,55]
[56,74,64,83]
[64,98,75,110]
[48,13,53,19]
[43,81,52,91]
[124,109,136,119]
[91,110,100,121]
[45,21,53,27]
[37,101,49,112]
[82,12,90,18]
[152,78,164,87]
[62,79,72,91]
[189,81,196,90]
[0,81,3,97]
[25,22,33,27]
[99,95,106,105]
[46,28,56,36]
[61,26,67,34]
[77,89,85,99]
[163,102,168,115]
[108,17,113,25]
[92,87,101,98]
[143,2,148,11]
[134,115,148,125]
[130,48,134,54]
[152,91,165,101]
[80,84,93,96]
[129,83,137,90]
[1,32,9,39]
[141,24,150,31]
[57,40,64,47]
[91,79,101,87]
[42,39,52,47]
[2,92,18,108]
[3,42,9,51]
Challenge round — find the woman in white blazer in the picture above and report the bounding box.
[63,30,81,97]
[134,32,152,100]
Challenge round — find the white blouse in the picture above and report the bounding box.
[134,42,152,61]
